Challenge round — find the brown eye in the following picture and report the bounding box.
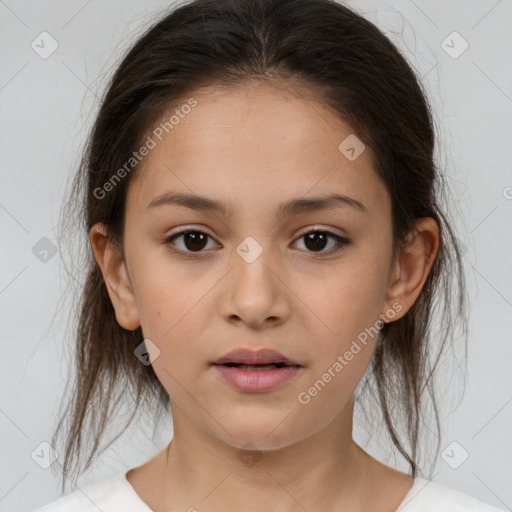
[165,230,217,253]
[294,230,350,255]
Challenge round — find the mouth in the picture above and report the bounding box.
[212,348,302,392]
[218,362,294,370]
[212,347,301,368]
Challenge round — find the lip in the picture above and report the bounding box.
[213,364,301,393]
[213,348,300,366]
[212,348,302,393]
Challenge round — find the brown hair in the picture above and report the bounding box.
[53,0,468,493]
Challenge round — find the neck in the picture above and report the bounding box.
[158,404,374,512]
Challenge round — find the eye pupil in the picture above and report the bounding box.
[304,232,327,252]
[185,231,208,251]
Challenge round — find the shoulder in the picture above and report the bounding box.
[32,472,143,512]
[399,477,508,512]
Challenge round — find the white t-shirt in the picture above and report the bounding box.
[33,473,508,512]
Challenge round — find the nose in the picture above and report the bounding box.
[219,242,291,329]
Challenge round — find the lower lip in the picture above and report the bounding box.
[213,364,301,393]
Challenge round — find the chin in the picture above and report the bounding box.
[213,413,306,452]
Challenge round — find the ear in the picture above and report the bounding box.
[89,222,141,330]
[381,217,440,323]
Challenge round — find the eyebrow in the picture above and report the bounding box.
[147,191,368,217]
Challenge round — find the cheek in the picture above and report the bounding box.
[297,251,389,379]
[130,252,206,337]
[301,259,386,337]
[130,258,214,372]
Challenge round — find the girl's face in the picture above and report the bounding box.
[96,81,425,451]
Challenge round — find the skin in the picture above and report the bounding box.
[90,80,439,512]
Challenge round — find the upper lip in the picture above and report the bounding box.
[213,348,301,366]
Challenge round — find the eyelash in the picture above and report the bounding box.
[164,228,350,258]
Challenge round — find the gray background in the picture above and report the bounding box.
[0,0,511,511]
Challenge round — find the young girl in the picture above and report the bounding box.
[33,0,507,510]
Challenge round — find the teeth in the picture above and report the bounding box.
[234,363,281,371]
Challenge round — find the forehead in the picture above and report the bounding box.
[127,81,389,220]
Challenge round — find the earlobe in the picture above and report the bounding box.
[381,217,440,323]
[89,222,141,330]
